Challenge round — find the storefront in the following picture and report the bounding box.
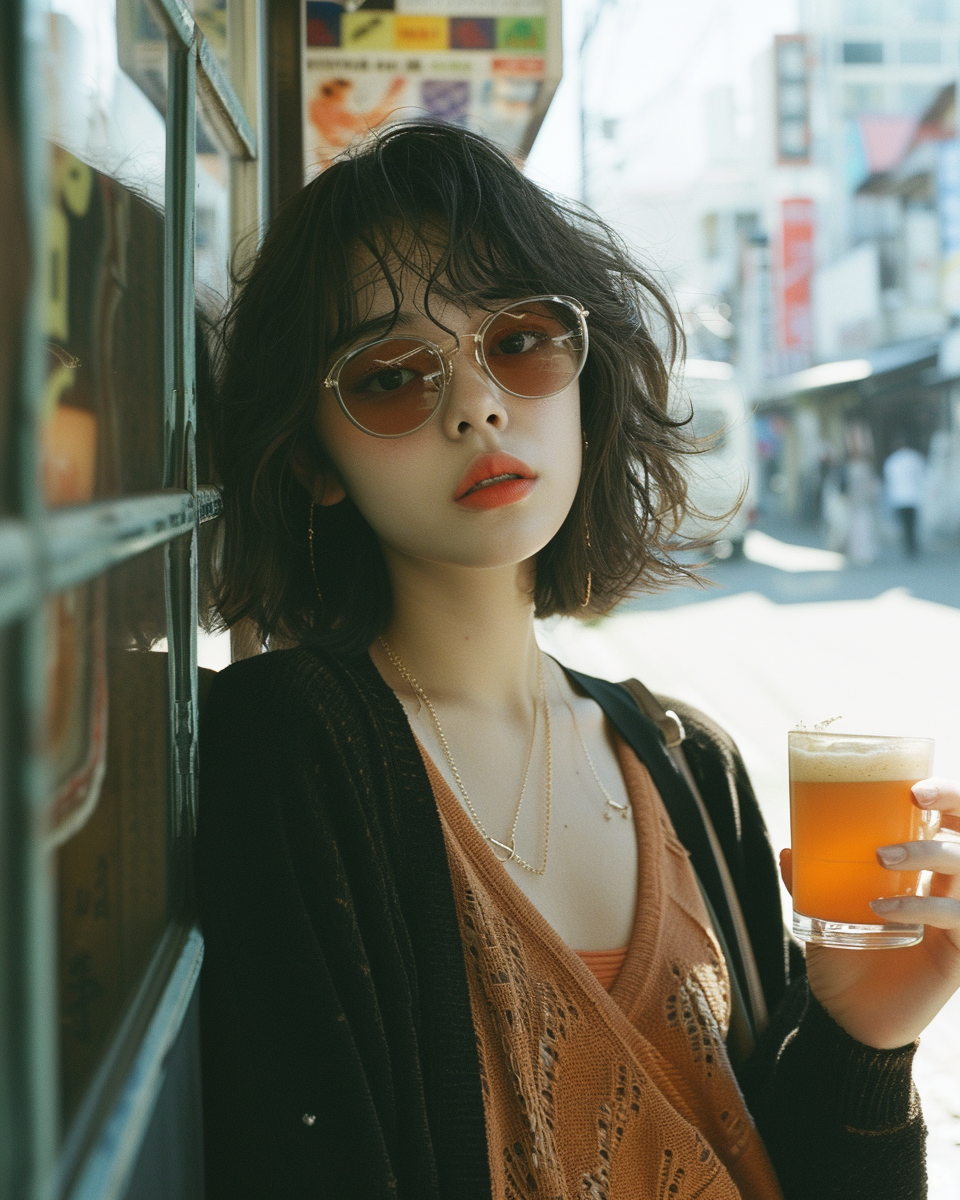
[754,336,954,529]
[0,3,559,1198]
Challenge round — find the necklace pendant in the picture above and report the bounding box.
[606,799,630,820]
[603,808,613,821]
[489,836,518,864]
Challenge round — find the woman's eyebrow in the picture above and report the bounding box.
[336,309,419,349]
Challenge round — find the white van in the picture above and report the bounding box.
[670,359,758,557]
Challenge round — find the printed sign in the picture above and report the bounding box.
[496,17,544,51]
[341,11,394,49]
[778,197,815,356]
[396,0,545,12]
[303,1,560,181]
[775,34,810,167]
[395,15,449,51]
[450,17,495,49]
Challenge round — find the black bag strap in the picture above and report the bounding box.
[564,668,767,1059]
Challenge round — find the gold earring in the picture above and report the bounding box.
[308,503,322,606]
[581,519,592,608]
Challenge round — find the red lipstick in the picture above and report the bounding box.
[453,452,537,511]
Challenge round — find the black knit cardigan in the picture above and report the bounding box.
[197,646,927,1200]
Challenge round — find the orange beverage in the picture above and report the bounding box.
[788,731,934,948]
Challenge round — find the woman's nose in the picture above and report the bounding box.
[441,347,508,437]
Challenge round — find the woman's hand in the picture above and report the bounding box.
[779,778,960,1050]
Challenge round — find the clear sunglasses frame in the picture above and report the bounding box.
[322,294,590,438]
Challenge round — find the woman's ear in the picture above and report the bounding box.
[314,473,347,506]
[291,437,347,507]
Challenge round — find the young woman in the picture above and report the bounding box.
[198,124,960,1200]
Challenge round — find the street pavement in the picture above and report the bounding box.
[538,518,960,1199]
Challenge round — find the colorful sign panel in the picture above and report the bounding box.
[303,1,558,181]
[777,198,815,355]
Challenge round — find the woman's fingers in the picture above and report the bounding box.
[877,839,960,875]
[779,847,793,895]
[913,778,960,832]
[869,894,960,929]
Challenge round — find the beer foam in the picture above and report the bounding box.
[789,734,933,783]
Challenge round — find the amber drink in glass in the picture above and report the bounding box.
[789,731,934,948]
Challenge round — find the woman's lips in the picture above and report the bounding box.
[453,452,537,510]
[455,477,536,510]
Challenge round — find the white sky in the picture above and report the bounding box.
[527,0,800,201]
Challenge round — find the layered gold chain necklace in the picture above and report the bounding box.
[379,637,552,875]
[547,659,631,821]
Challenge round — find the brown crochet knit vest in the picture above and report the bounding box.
[421,734,784,1200]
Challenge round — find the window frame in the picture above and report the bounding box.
[1,1,260,1196]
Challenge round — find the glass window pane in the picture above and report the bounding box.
[48,0,167,208]
[40,153,166,506]
[194,0,229,72]
[193,0,256,121]
[42,0,168,507]
[53,543,175,1126]
[196,108,232,308]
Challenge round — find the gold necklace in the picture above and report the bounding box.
[549,661,630,821]
[379,638,552,874]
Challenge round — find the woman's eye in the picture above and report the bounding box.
[490,330,546,356]
[355,366,418,393]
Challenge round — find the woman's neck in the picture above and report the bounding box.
[375,551,540,715]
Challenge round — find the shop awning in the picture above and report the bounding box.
[756,335,941,406]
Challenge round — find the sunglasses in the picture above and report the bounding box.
[323,295,589,438]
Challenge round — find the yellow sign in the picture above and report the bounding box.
[342,11,394,50]
[394,15,449,53]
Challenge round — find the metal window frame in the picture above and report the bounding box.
[2,0,260,1196]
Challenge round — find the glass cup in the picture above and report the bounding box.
[788,730,935,948]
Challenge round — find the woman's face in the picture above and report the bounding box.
[312,271,584,575]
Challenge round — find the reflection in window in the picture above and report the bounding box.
[195,0,229,70]
[48,0,166,207]
[843,41,885,63]
[41,151,165,506]
[54,543,175,1125]
[196,109,232,308]
[901,39,942,63]
[117,0,169,117]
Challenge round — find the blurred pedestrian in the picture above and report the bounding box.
[845,424,876,566]
[883,436,925,557]
[821,456,849,553]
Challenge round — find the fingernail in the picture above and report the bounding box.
[877,844,907,865]
[913,785,939,806]
[870,898,902,914]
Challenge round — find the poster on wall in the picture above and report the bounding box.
[777,197,815,370]
[302,0,560,182]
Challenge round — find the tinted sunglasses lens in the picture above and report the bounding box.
[482,300,585,398]
[337,339,444,435]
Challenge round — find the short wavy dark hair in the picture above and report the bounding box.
[212,123,701,654]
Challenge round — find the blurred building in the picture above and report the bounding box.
[756,1,960,540]
[603,0,960,542]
